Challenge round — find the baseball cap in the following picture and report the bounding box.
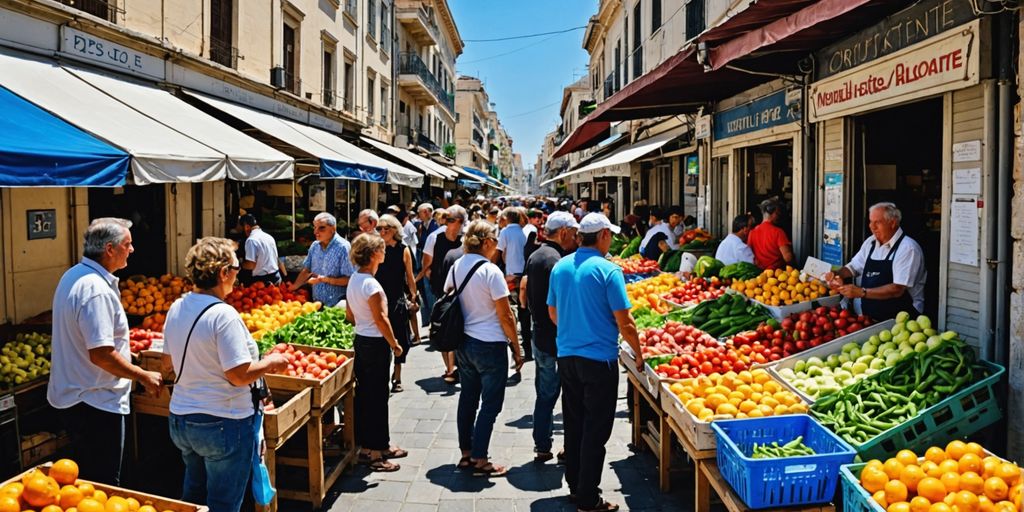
[578,213,621,234]
[545,211,579,231]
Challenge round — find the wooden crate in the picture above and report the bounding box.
[137,350,175,381]
[264,387,311,446]
[263,346,354,409]
[660,381,717,451]
[3,464,208,512]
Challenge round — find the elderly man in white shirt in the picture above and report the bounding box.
[239,214,287,285]
[825,202,927,320]
[715,214,755,266]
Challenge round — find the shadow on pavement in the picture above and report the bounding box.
[506,461,566,492]
[424,463,497,494]
[504,412,564,433]
[523,496,577,511]
[414,375,459,397]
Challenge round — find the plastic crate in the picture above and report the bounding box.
[711,415,856,509]
[839,463,883,512]
[851,360,1004,461]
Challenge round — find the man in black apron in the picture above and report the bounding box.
[825,202,926,321]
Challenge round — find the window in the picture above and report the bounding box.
[367,75,376,123]
[380,1,391,48]
[367,0,377,40]
[685,0,706,40]
[343,60,354,112]
[210,0,235,67]
[322,49,335,107]
[632,1,643,80]
[613,40,621,91]
[283,21,299,94]
[58,0,113,22]
[380,84,389,126]
[651,0,662,33]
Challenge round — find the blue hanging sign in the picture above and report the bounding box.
[713,90,800,141]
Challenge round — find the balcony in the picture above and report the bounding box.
[323,88,336,108]
[399,125,442,153]
[209,36,239,69]
[398,52,454,113]
[396,6,439,47]
[603,71,620,101]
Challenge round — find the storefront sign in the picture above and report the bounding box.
[695,115,711,139]
[713,90,799,141]
[27,210,56,240]
[950,195,979,266]
[60,26,165,80]
[952,140,981,162]
[816,0,976,80]
[809,21,980,123]
[822,173,843,265]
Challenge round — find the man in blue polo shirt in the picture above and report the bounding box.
[547,212,642,512]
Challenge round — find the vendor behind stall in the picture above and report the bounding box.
[640,206,682,261]
[825,202,926,320]
[747,198,794,270]
[715,214,755,266]
[238,214,286,285]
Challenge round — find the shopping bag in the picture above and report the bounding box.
[251,412,276,506]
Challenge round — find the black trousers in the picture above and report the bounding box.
[517,305,533,359]
[354,335,393,451]
[59,402,126,486]
[558,356,619,508]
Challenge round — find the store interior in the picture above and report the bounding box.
[88,186,167,278]
[742,142,794,235]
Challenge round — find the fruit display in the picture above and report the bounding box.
[128,328,162,354]
[118,274,191,317]
[661,277,728,306]
[638,321,719,359]
[667,369,807,422]
[3,458,184,511]
[752,437,816,459]
[670,293,773,337]
[257,306,354,353]
[139,313,165,332]
[853,443,1021,512]
[730,267,835,306]
[265,343,350,380]
[610,255,661,275]
[729,324,786,364]
[626,273,682,313]
[226,282,309,313]
[719,262,763,281]
[0,332,50,387]
[776,313,948,400]
[679,228,714,250]
[811,333,992,446]
[777,306,872,351]
[240,300,322,340]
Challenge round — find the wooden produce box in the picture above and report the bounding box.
[264,387,312,446]
[263,346,354,409]
[4,464,208,512]
[20,432,70,468]
[619,344,662,400]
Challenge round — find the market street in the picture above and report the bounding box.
[315,343,695,512]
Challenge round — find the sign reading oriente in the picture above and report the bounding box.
[713,90,799,141]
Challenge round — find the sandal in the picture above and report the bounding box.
[357,451,373,464]
[534,451,554,463]
[443,372,457,384]
[557,449,566,465]
[457,456,473,470]
[473,462,509,477]
[383,447,408,459]
[391,381,403,393]
[368,458,400,472]
[577,499,619,512]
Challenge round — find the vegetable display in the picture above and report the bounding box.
[752,437,816,459]
[731,267,834,306]
[667,369,807,421]
[658,250,685,272]
[694,256,724,278]
[633,307,667,330]
[670,293,772,338]
[610,256,661,274]
[619,236,642,258]
[609,233,629,256]
[679,228,715,250]
[719,262,762,281]
[810,333,990,446]
[227,282,309,313]
[257,307,354,354]
[636,321,719,359]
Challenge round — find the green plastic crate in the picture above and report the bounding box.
[851,360,1004,461]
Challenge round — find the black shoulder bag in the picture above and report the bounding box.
[429,260,487,352]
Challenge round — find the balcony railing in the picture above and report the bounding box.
[398,52,454,113]
[416,132,440,153]
[342,95,353,113]
[209,36,239,68]
[323,88,336,108]
[603,72,619,100]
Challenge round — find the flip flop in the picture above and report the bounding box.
[577,500,619,512]
[457,456,473,470]
[383,447,408,459]
[368,458,400,472]
[473,463,509,477]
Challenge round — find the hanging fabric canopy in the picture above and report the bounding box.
[0,86,130,186]
[360,137,458,180]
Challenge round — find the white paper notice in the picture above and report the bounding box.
[952,168,981,195]
[802,257,834,281]
[952,140,982,163]
[949,195,979,266]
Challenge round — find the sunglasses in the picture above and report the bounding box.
[227,265,240,272]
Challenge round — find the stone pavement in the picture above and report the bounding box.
[317,343,700,512]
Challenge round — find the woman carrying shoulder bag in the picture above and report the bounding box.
[163,237,289,512]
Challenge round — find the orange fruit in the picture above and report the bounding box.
[918,477,948,503]
[929,503,953,512]
[22,475,58,508]
[965,442,985,457]
[977,495,995,512]
[901,465,927,492]
[50,459,79,486]
[60,485,85,508]
[910,496,932,512]
[137,506,156,512]
[982,457,1001,479]
[125,498,140,512]
[0,497,18,512]
[984,477,1009,502]
[926,447,949,465]
[78,498,104,512]
[885,459,907,480]
[994,501,1016,512]
[946,441,969,461]
[896,450,920,466]
[954,491,981,512]
[888,502,911,512]
[941,472,962,493]
[105,497,130,512]
[886,480,910,504]
[874,490,889,508]
[994,463,1021,486]
[41,505,62,512]
[862,466,891,494]
[938,459,961,476]
[77,483,95,497]
[960,454,984,474]
[960,472,985,494]
[0,483,21,499]
[921,461,939,477]
[92,490,107,504]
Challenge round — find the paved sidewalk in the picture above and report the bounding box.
[319,343,698,512]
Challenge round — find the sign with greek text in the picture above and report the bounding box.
[713,90,799,141]
[809,21,979,122]
[60,26,164,80]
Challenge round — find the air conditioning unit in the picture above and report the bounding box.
[270,66,286,89]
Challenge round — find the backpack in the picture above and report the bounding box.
[430,260,487,352]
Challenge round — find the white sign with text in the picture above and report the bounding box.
[60,26,164,79]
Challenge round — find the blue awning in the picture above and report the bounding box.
[320,159,388,183]
[0,86,130,186]
[463,166,504,188]
[457,178,482,190]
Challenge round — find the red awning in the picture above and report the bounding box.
[551,120,611,159]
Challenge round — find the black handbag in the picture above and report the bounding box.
[429,260,487,352]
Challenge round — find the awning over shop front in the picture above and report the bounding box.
[463,167,510,191]
[542,126,684,186]
[0,86,130,186]
[65,67,294,182]
[360,137,457,180]
[446,165,491,186]
[0,49,225,184]
[285,123,423,187]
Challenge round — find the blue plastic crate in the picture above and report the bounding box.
[711,415,857,510]
[840,463,883,512]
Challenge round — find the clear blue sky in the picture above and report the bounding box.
[449,1,593,169]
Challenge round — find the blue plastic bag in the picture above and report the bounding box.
[251,411,276,506]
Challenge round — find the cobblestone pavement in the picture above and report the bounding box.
[319,343,698,512]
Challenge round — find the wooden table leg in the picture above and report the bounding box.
[695,458,711,512]
[265,445,277,512]
[308,413,325,509]
[659,412,671,492]
[631,383,643,449]
[343,391,355,462]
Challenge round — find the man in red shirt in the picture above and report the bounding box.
[747,198,794,270]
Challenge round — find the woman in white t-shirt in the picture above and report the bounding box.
[344,233,406,472]
[163,237,289,512]
[444,220,523,477]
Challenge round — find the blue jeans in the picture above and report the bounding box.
[455,338,509,459]
[169,412,258,512]
[532,348,560,453]
[419,278,435,327]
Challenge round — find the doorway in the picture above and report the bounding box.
[853,97,943,318]
[741,141,793,231]
[88,185,167,278]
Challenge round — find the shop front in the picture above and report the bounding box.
[809,7,993,350]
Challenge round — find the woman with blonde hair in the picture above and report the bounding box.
[346,233,407,471]
[163,237,289,511]
[445,220,523,477]
[375,214,418,392]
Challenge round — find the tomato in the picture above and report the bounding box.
[699,361,713,374]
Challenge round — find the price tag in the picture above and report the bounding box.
[0,394,15,412]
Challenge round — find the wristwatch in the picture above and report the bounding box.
[862,287,868,299]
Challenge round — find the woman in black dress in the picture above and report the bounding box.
[376,214,418,392]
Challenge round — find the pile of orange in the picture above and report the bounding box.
[858,441,1022,512]
[626,273,682,313]
[119,275,192,317]
[730,267,834,306]
[0,459,174,512]
[669,368,808,422]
